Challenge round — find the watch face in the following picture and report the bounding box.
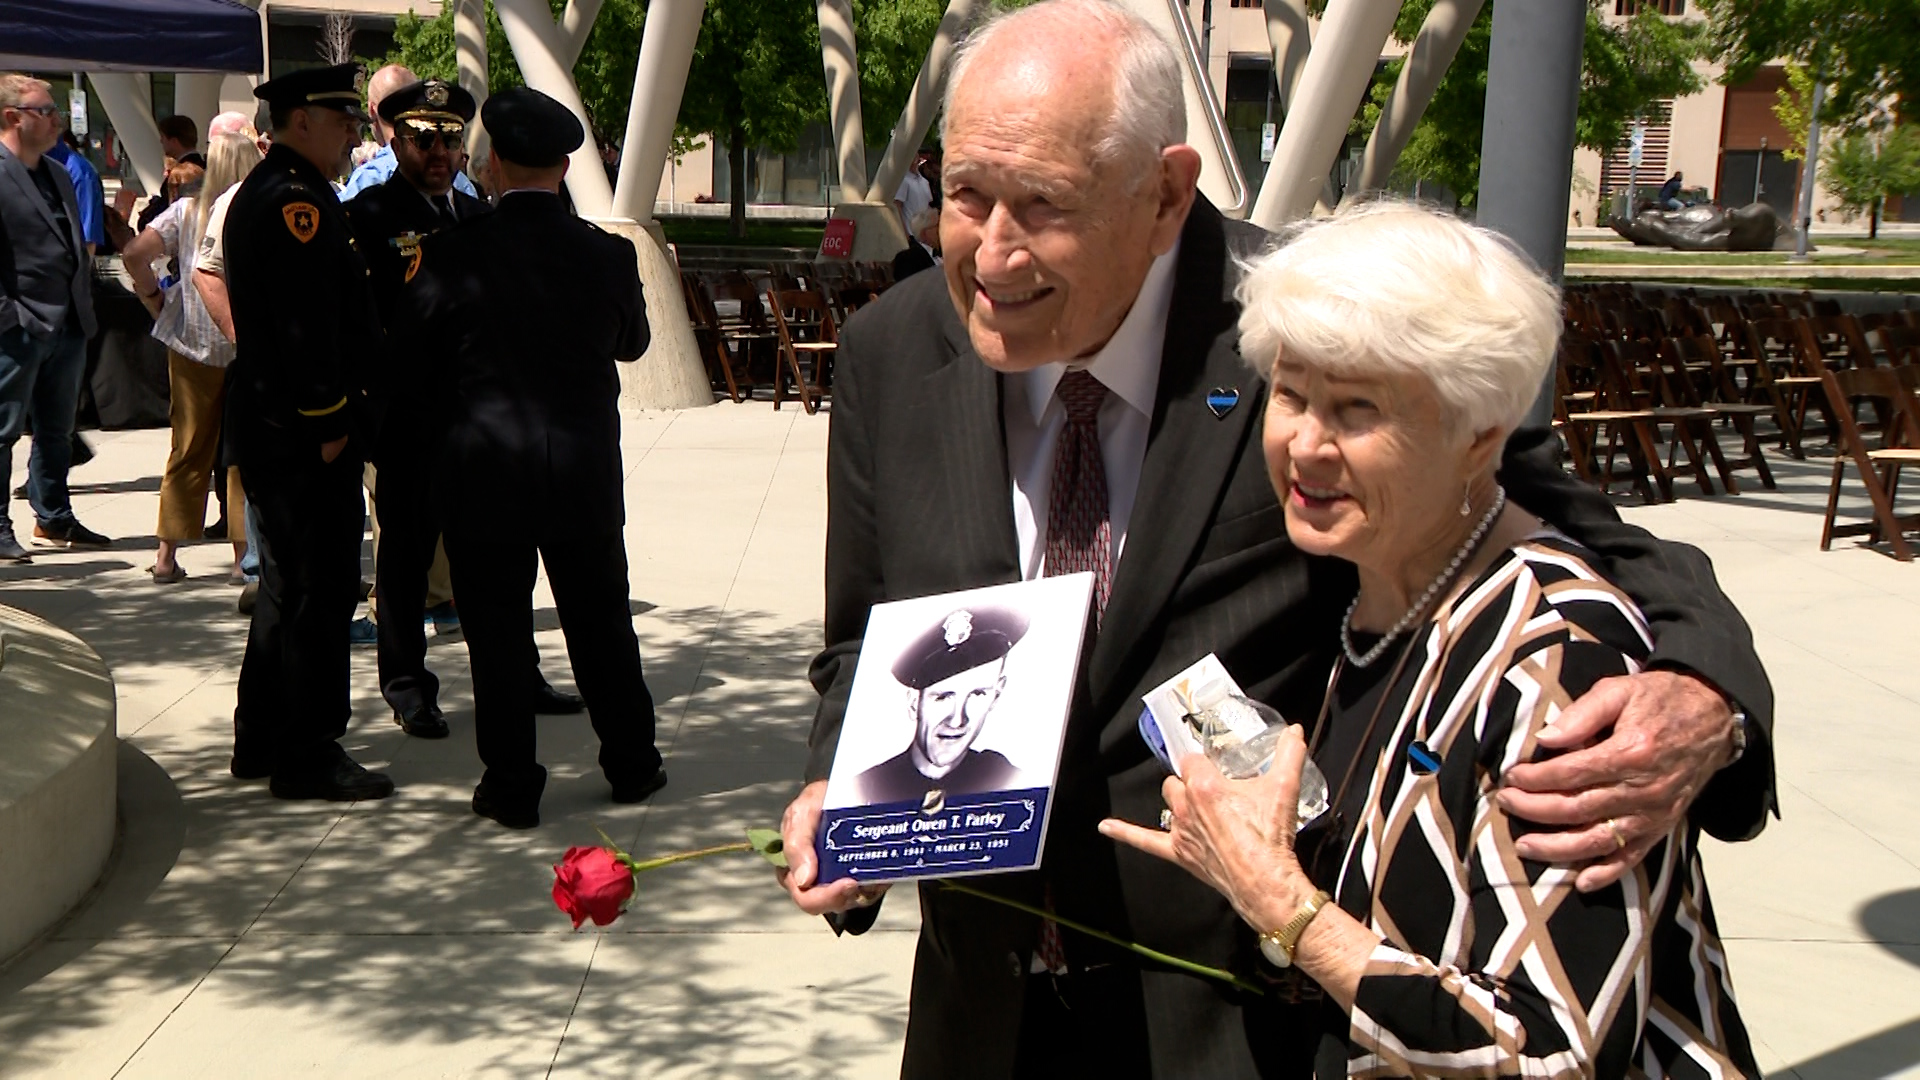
[1259,935,1293,969]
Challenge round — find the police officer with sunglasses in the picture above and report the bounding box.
[341,78,491,741]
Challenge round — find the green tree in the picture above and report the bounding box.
[678,0,826,237]
[1769,61,1816,161]
[1819,126,1920,238]
[1354,1,1704,207]
[1697,0,1920,129]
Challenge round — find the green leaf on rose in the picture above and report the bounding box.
[745,828,787,868]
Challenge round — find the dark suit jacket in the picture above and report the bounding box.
[891,238,937,283]
[396,190,648,534]
[342,174,491,466]
[806,199,1776,1078]
[0,143,97,340]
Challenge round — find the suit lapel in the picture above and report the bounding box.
[919,299,1020,581]
[0,147,63,238]
[1088,201,1257,707]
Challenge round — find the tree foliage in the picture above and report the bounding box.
[1356,0,1704,207]
[1696,0,1920,129]
[1770,62,1817,162]
[1819,126,1920,238]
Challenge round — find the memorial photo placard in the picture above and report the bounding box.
[816,573,1095,884]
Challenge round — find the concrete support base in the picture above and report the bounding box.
[0,606,117,964]
[591,218,713,412]
[832,201,907,264]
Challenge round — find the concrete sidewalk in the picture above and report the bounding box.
[0,406,1916,1078]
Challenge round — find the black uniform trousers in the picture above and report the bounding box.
[442,520,661,798]
[233,449,365,773]
[370,451,440,716]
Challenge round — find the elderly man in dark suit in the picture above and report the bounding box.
[396,88,667,830]
[775,3,1775,1077]
[0,73,108,563]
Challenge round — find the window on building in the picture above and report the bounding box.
[1229,0,1263,7]
[1614,0,1685,14]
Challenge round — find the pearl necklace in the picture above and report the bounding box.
[1341,486,1507,668]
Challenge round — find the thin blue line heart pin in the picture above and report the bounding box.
[1206,387,1239,419]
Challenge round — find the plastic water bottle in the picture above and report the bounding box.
[1189,694,1330,829]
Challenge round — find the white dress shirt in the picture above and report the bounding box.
[1004,242,1180,581]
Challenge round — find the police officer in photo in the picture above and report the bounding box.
[393,87,664,829]
[852,607,1027,807]
[223,63,393,801]
[341,78,485,741]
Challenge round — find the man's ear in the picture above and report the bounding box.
[1150,144,1202,256]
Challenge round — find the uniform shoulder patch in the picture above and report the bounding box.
[282,202,321,243]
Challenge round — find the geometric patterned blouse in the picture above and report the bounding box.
[1326,533,1758,1078]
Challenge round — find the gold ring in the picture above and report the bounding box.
[1606,818,1628,852]
[1158,809,1174,831]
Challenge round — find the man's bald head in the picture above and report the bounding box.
[934,0,1201,373]
[943,0,1184,187]
[368,64,416,143]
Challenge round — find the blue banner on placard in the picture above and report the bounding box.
[816,788,1050,883]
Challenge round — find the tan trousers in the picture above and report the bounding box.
[363,462,454,616]
[157,352,246,542]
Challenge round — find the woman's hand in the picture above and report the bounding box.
[1100,726,1320,927]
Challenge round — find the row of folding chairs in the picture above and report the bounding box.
[1559,296,1920,559]
[681,268,885,413]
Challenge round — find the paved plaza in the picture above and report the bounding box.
[0,403,1917,1078]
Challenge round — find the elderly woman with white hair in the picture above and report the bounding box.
[1102,202,1757,1078]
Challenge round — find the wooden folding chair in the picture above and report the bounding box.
[1818,364,1920,561]
[682,273,751,403]
[1607,339,1724,496]
[1876,325,1920,367]
[1662,336,1776,490]
[1556,338,1666,504]
[767,289,839,414]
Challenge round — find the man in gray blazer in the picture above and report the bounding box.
[0,73,106,563]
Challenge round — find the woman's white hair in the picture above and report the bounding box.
[943,0,1185,187]
[1236,199,1562,440]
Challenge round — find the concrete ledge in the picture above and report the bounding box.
[0,605,117,963]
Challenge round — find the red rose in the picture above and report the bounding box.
[552,846,635,928]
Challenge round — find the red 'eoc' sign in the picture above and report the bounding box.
[820,217,857,259]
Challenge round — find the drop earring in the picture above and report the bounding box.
[1459,484,1472,517]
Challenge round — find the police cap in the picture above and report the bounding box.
[254,62,369,122]
[378,78,477,127]
[481,87,583,168]
[893,607,1030,690]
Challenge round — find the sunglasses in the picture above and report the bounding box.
[403,129,463,153]
[9,103,59,118]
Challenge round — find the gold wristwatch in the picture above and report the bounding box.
[1258,889,1332,969]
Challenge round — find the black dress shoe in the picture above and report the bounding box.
[393,702,450,739]
[205,517,228,540]
[610,768,668,805]
[269,747,396,801]
[531,682,585,715]
[230,754,274,780]
[472,782,540,829]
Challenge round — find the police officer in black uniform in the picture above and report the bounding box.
[223,63,394,801]
[344,78,590,741]
[393,88,666,829]
[341,78,486,741]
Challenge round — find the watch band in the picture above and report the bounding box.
[1259,889,1332,969]
[1727,707,1749,765]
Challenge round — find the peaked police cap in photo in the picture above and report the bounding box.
[892,607,1031,690]
[481,87,584,168]
[253,62,370,122]
[378,78,477,127]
